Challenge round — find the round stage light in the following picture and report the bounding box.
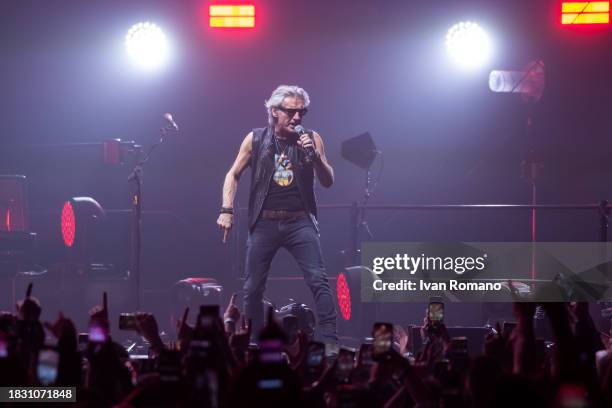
[60,197,105,250]
[336,272,352,321]
[446,21,491,69]
[61,201,76,248]
[125,22,168,70]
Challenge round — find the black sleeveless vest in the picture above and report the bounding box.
[247,126,318,231]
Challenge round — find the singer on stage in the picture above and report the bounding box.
[216,85,337,343]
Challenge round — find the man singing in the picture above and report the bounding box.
[216,85,337,344]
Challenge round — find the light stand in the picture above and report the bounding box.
[520,103,543,288]
[491,60,545,287]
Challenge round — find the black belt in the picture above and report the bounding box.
[261,210,308,220]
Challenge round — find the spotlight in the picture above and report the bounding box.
[60,201,76,248]
[337,272,352,321]
[60,197,106,269]
[125,22,168,70]
[489,60,545,102]
[446,21,491,69]
[336,267,379,339]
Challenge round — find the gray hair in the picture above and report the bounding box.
[264,85,311,126]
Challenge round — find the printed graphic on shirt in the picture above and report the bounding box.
[273,153,294,187]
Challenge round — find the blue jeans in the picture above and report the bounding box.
[243,216,338,343]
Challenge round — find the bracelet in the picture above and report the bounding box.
[220,207,234,215]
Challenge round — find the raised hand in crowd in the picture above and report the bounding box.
[176,306,193,352]
[44,312,73,341]
[539,301,581,382]
[416,309,449,375]
[285,329,309,370]
[135,312,165,357]
[511,301,537,377]
[85,291,133,405]
[569,302,605,357]
[484,322,506,362]
[393,324,410,356]
[259,305,288,344]
[229,316,252,366]
[44,311,81,386]
[223,292,241,335]
[16,283,41,322]
[15,283,45,382]
[88,291,109,330]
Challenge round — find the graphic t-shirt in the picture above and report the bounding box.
[262,142,304,211]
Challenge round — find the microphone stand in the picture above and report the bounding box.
[520,101,543,290]
[127,126,172,311]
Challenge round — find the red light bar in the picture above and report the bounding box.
[561,2,610,24]
[209,4,255,28]
[562,1,609,12]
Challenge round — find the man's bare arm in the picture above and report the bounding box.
[222,132,253,208]
[312,131,334,188]
[217,132,252,242]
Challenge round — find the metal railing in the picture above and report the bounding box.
[234,201,611,283]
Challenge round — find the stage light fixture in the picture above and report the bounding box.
[561,2,610,25]
[209,4,255,28]
[446,21,491,69]
[60,197,105,251]
[61,201,76,248]
[489,60,545,102]
[172,278,223,323]
[4,208,10,232]
[125,22,168,70]
[59,197,123,279]
[336,272,352,321]
[336,267,381,339]
[0,175,28,232]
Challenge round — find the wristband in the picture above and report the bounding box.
[220,207,234,215]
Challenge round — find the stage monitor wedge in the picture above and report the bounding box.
[341,132,377,170]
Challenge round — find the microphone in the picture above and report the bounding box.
[163,113,179,131]
[294,125,316,163]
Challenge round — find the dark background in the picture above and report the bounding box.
[1,0,611,329]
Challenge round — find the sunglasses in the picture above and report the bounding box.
[276,106,308,117]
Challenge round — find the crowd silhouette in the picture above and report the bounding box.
[1,283,611,407]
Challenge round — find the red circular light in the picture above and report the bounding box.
[336,272,351,321]
[61,201,76,247]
